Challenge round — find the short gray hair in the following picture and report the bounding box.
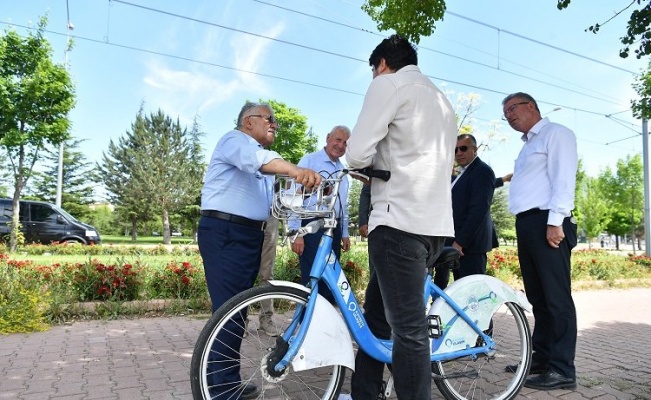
[236,101,273,128]
[328,125,351,137]
[502,92,540,113]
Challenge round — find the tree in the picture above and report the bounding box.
[347,179,363,237]
[576,176,610,249]
[262,99,318,163]
[491,187,515,245]
[99,108,156,241]
[0,151,11,197]
[361,1,651,58]
[26,139,100,220]
[362,0,446,44]
[0,17,75,251]
[631,59,651,119]
[557,0,651,59]
[599,155,644,252]
[99,108,205,244]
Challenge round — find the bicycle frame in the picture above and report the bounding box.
[270,170,531,374]
[272,230,498,372]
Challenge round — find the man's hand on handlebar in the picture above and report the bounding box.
[291,167,322,189]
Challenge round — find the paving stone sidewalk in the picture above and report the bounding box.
[1,288,650,400]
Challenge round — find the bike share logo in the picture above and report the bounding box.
[445,337,466,348]
[347,301,365,328]
[337,269,351,302]
[466,295,479,312]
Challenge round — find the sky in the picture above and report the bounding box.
[2,0,649,198]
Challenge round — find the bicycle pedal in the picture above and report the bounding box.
[427,314,443,338]
[378,380,387,400]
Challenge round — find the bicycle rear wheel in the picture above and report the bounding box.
[432,302,531,400]
[191,285,346,400]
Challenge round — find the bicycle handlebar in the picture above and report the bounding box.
[347,167,391,182]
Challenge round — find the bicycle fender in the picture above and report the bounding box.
[428,275,531,355]
[268,280,355,372]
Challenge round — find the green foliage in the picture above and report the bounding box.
[262,99,317,163]
[2,243,651,333]
[491,188,515,243]
[147,260,206,299]
[360,1,651,58]
[577,176,610,245]
[0,256,49,333]
[26,139,100,220]
[558,0,651,59]
[98,107,205,244]
[347,180,363,236]
[599,155,644,248]
[361,0,446,44]
[0,17,75,252]
[632,59,651,119]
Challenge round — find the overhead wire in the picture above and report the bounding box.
[4,0,643,144]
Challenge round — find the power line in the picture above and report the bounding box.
[253,0,626,106]
[446,11,638,75]
[2,3,641,140]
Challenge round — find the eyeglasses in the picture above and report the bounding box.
[248,114,277,124]
[502,102,530,120]
[455,145,470,153]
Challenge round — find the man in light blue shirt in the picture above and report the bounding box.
[198,101,321,400]
[290,125,351,303]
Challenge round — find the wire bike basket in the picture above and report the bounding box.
[271,174,342,221]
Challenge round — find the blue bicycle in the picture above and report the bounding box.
[191,169,532,400]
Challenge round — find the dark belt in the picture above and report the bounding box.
[201,210,266,231]
[516,208,548,219]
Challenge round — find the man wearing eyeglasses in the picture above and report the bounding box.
[198,101,322,399]
[433,134,497,290]
[502,92,578,391]
[290,125,351,303]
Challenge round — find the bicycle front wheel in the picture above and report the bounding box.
[190,285,346,400]
[432,302,532,400]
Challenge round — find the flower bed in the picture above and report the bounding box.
[1,244,650,334]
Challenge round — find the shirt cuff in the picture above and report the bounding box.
[547,211,565,226]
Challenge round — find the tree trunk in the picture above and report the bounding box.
[131,219,137,242]
[163,208,171,245]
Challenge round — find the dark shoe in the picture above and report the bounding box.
[505,362,546,375]
[524,370,576,390]
[240,382,261,399]
[209,382,260,399]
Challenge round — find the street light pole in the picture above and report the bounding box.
[56,0,73,207]
[544,107,562,116]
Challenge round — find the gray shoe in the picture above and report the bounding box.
[258,315,280,336]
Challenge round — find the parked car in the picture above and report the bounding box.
[0,198,101,245]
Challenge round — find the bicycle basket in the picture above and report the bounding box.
[271,175,337,220]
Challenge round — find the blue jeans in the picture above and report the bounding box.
[351,225,445,400]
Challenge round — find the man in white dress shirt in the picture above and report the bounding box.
[503,92,578,390]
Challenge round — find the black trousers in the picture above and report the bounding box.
[516,210,577,379]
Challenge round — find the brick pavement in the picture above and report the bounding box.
[1,288,650,400]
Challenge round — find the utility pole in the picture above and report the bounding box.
[643,119,650,256]
[56,0,74,207]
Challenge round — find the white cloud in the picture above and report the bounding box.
[140,20,286,123]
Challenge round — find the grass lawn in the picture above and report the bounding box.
[101,235,196,245]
